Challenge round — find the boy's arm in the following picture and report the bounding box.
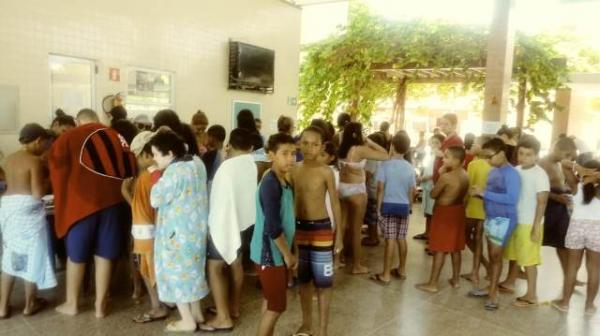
[483,171,520,206]
[272,235,297,270]
[376,181,384,217]
[121,178,135,205]
[326,169,343,254]
[531,191,549,243]
[563,160,579,194]
[30,157,46,199]
[430,175,447,199]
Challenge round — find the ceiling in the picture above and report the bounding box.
[283,0,348,7]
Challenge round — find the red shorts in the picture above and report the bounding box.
[429,204,466,253]
[255,264,287,313]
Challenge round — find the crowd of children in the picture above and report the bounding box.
[1,107,600,336]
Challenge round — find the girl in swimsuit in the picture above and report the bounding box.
[337,122,389,274]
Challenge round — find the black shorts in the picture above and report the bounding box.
[206,235,241,261]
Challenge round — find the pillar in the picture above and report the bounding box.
[482,0,516,134]
[551,88,571,143]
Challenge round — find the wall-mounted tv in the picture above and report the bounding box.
[228,41,274,93]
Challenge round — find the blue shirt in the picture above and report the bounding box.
[376,158,416,205]
[250,170,295,267]
[483,164,520,226]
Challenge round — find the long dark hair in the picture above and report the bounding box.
[338,122,363,159]
[153,109,200,155]
[237,109,263,150]
[582,160,600,205]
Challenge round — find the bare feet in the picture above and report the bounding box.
[293,325,313,336]
[460,273,479,284]
[551,300,569,313]
[95,300,108,318]
[199,316,234,332]
[23,298,48,316]
[350,265,369,275]
[585,305,597,315]
[391,268,406,280]
[498,282,515,294]
[415,283,439,294]
[56,301,79,316]
[448,279,460,289]
[165,320,197,333]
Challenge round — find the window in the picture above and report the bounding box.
[125,67,175,118]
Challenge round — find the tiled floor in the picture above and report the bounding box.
[1,204,599,335]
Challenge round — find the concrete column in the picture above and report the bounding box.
[552,88,571,143]
[482,0,516,134]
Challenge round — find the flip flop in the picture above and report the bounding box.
[132,312,168,323]
[412,233,428,240]
[199,323,234,333]
[484,301,499,311]
[23,298,48,316]
[164,321,198,333]
[391,269,406,280]
[551,301,569,313]
[498,284,515,294]
[512,298,538,308]
[468,288,489,298]
[369,274,391,286]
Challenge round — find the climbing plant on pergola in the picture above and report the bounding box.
[299,3,571,129]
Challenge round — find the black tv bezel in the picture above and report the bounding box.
[228,41,275,94]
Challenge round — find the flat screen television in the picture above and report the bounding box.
[228,41,274,93]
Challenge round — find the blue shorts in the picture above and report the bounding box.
[484,216,516,247]
[296,218,334,289]
[65,203,126,263]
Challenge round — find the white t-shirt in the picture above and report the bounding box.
[571,184,600,221]
[516,165,550,225]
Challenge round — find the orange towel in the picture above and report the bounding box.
[429,204,466,253]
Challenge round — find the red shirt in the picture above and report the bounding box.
[433,133,464,183]
[49,123,136,238]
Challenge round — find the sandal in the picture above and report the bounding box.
[512,297,538,308]
[468,288,489,298]
[164,321,198,333]
[484,301,499,311]
[199,323,234,333]
[369,274,391,286]
[132,312,168,323]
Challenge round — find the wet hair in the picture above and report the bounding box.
[367,132,386,148]
[108,105,127,124]
[431,133,446,144]
[207,125,226,143]
[392,131,411,154]
[228,128,253,151]
[464,133,476,150]
[266,133,295,153]
[323,141,337,163]
[277,115,294,134]
[447,145,466,163]
[380,121,390,133]
[76,108,99,121]
[338,122,363,159]
[581,160,600,205]
[310,118,333,142]
[237,109,263,150]
[111,119,139,145]
[51,110,76,128]
[441,113,458,126]
[301,126,325,142]
[153,109,200,155]
[191,110,208,125]
[337,112,351,129]
[517,136,541,155]
[150,130,187,158]
[554,136,577,153]
[482,138,507,156]
[497,125,514,139]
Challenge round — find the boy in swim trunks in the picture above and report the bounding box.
[371,132,416,284]
[469,138,521,310]
[539,136,579,284]
[291,126,342,336]
[250,133,298,336]
[416,146,468,293]
[498,137,549,307]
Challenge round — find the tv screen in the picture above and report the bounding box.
[229,42,274,93]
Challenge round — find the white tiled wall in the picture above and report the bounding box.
[0,0,301,157]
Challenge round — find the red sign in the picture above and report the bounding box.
[109,68,120,82]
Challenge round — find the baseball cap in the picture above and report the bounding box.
[19,123,52,144]
[130,131,156,156]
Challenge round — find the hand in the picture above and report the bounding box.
[530,225,542,243]
[284,254,298,271]
[555,194,573,206]
[334,238,344,255]
[470,186,484,197]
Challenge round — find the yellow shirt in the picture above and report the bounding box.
[465,158,492,220]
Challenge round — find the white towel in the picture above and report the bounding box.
[208,154,258,264]
[0,195,57,289]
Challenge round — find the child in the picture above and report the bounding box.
[318,142,340,231]
[121,131,169,323]
[291,127,342,336]
[250,133,298,336]
[462,135,492,284]
[469,138,520,310]
[363,132,387,247]
[200,128,257,332]
[416,146,469,293]
[553,160,600,314]
[0,124,57,318]
[414,134,445,242]
[150,130,209,332]
[371,132,416,284]
[498,137,549,307]
[202,124,226,192]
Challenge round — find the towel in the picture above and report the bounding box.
[0,195,57,289]
[208,154,257,264]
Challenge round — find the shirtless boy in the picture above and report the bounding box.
[538,136,579,283]
[0,124,56,318]
[416,146,469,293]
[291,126,342,336]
